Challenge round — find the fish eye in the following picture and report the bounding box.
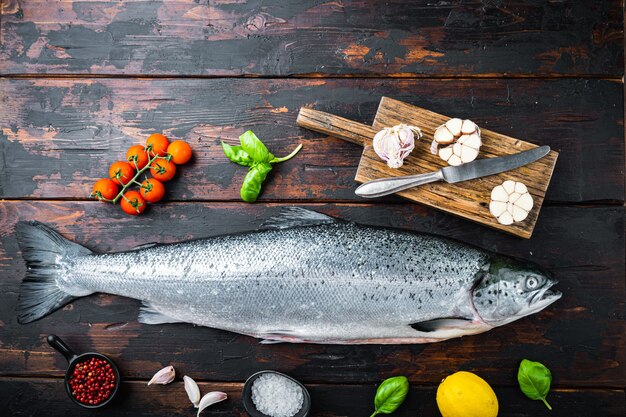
[525,276,540,290]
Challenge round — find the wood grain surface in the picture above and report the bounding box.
[0,0,624,415]
[0,78,622,203]
[0,0,622,77]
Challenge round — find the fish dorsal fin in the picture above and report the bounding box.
[260,207,337,230]
[410,317,472,333]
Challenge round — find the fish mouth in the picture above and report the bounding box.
[528,281,562,311]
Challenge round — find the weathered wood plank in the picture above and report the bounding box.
[1,378,625,417]
[0,0,622,77]
[0,78,623,203]
[0,201,623,387]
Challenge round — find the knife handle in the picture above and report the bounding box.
[296,108,378,147]
[355,170,445,198]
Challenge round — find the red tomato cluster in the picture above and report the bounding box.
[68,357,116,406]
[91,134,193,215]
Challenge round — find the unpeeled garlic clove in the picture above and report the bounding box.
[147,365,175,385]
[184,375,201,408]
[197,391,227,417]
[489,180,534,225]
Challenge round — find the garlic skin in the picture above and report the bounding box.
[431,118,482,166]
[373,124,422,168]
[197,391,227,417]
[147,365,175,386]
[489,180,534,225]
[184,375,201,408]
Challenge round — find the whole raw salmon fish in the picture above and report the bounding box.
[15,208,560,344]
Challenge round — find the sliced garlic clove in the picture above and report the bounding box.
[438,146,454,161]
[460,146,479,163]
[147,365,175,386]
[434,125,454,144]
[197,392,227,417]
[514,182,528,194]
[509,192,521,203]
[461,119,476,134]
[489,180,534,225]
[445,118,463,136]
[512,205,529,222]
[489,201,507,217]
[498,211,514,225]
[491,185,509,202]
[502,180,516,194]
[184,375,201,408]
[462,133,481,150]
[516,193,534,211]
[448,154,463,166]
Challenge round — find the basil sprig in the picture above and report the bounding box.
[518,359,553,410]
[370,376,409,417]
[222,131,302,202]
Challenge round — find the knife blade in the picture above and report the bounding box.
[355,145,550,198]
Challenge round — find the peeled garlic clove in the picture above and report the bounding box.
[448,154,463,166]
[197,391,227,417]
[438,146,454,161]
[489,181,534,225]
[184,375,201,408]
[147,365,175,386]
[373,124,421,169]
[445,118,463,136]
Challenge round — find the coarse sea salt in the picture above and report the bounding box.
[251,373,304,417]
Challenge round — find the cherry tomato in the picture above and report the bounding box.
[120,190,146,215]
[91,178,119,201]
[109,161,135,185]
[150,159,177,182]
[146,133,170,157]
[126,145,149,170]
[140,178,165,203]
[167,140,193,164]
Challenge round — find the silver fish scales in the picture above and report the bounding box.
[16,208,560,344]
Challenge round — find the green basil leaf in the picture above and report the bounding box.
[221,141,254,166]
[518,359,553,410]
[239,130,270,163]
[240,163,272,203]
[372,376,409,416]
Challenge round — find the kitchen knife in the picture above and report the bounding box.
[355,145,551,198]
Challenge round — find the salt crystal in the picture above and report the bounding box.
[251,373,304,417]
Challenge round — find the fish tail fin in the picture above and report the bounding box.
[15,221,93,324]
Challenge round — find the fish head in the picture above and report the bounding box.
[472,256,561,327]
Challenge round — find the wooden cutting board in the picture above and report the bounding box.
[297,97,558,238]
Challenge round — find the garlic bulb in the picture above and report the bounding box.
[489,180,534,225]
[431,118,482,166]
[373,124,422,169]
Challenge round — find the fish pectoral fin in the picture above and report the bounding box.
[138,302,183,325]
[260,207,338,230]
[410,317,473,333]
[254,329,305,344]
[260,339,285,345]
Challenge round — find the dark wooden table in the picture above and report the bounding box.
[1,1,624,416]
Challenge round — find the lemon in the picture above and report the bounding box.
[436,371,498,417]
